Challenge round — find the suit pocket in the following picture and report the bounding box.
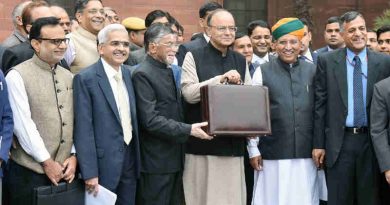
[97,148,104,159]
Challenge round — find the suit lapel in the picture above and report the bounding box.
[333,48,348,108]
[121,66,138,126]
[366,50,380,107]
[96,60,121,123]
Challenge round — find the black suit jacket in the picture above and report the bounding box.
[132,55,191,174]
[176,34,207,66]
[0,45,5,69]
[1,41,69,74]
[314,48,390,167]
[314,46,329,54]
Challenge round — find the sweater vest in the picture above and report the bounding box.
[184,43,247,156]
[11,55,74,174]
[69,26,99,74]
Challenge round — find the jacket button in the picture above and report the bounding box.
[60,139,65,144]
[59,105,63,109]
[62,122,66,126]
[57,89,61,93]
[55,80,59,84]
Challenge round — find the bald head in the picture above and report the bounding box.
[206,10,236,51]
[51,6,71,34]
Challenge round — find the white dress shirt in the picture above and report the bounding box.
[6,69,75,163]
[101,59,131,119]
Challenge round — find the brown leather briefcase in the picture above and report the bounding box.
[201,84,271,136]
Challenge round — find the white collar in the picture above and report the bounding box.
[252,53,269,64]
[101,58,122,79]
[203,33,210,43]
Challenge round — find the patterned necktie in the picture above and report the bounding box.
[352,56,366,127]
[114,72,132,144]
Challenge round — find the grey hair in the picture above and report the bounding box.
[144,23,175,52]
[340,11,364,32]
[12,1,30,26]
[97,24,127,44]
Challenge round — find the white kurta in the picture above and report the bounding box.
[251,159,327,205]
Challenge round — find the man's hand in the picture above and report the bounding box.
[385,170,390,184]
[312,149,326,168]
[42,158,64,186]
[221,70,241,84]
[250,155,263,171]
[191,122,213,140]
[85,177,99,197]
[63,155,77,183]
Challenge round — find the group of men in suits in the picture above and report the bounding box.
[3,1,390,205]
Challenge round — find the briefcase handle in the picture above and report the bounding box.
[222,77,244,85]
[47,179,83,194]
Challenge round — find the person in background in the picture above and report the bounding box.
[377,25,390,55]
[64,0,105,74]
[366,29,379,52]
[2,1,31,48]
[50,5,71,34]
[104,7,120,25]
[122,17,146,51]
[315,16,345,54]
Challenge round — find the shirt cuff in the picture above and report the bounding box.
[34,149,51,163]
[247,137,261,158]
[71,144,76,154]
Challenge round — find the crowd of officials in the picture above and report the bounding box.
[1,0,390,205]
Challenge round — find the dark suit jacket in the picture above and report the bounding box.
[0,45,5,69]
[311,50,318,65]
[370,77,390,172]
[1,41,69,74]
[73,59,140,191]
[132,55,191,174]
[125,48,146,66]
[176,34,208,66]
[314,46,329,54]
[314,48,390,167]
[0,70,13,177]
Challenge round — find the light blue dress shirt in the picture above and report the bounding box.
[345,48,368,127]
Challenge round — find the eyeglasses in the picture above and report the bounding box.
[158,42,180,49]
[37,38,69,46]
[86,9,105,15]
[209,25,237,33]
[109,41,130,47]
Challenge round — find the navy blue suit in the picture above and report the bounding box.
[73,59,140,205]
[0,70,13,177]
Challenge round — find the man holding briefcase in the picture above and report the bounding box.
[5,17,77,205]
[181,9,251,205]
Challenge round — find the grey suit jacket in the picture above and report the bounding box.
[2,30,26,48]
[314,48,390,167]
[125,48,146,66]
[371,77,390,172]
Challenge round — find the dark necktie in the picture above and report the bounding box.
[249,63,255,78]
[353,56,366,127]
